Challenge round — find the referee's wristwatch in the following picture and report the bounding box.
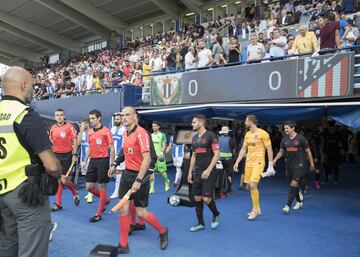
[111,162,117,168]
[135,177,143,183]
[72,153,79,157]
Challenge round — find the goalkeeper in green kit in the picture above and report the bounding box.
[150,121,170,194]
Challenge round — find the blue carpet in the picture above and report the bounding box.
[49,164,360,257]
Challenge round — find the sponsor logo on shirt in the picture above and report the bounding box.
[195,147,207,153]
[60,131,66,138]
[128,147,133,154]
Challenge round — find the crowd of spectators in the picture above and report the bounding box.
[28,0,359,102]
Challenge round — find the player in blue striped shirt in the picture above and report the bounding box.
[110,112,126,199]
[166,135,185,186]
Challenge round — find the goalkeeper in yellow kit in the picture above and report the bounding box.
[234,115,275,221]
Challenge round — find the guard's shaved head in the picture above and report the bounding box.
[2,66,34,103]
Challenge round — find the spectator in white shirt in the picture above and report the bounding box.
[150,49,163,72]
[197,40,213,68]
[129,50,140,63]
[246,35,266,63]
[269,28,288,58]
[185,47,197,69]
[85,68,94,93]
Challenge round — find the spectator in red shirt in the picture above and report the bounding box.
[122,60,133,80]
[84,109,115,222]
[108,107,168,254]
[49,108,80,211]
[318,13,342,50]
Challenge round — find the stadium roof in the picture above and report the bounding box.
[0,0,211,64]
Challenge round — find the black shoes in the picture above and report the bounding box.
[74,195,80,206]
[51,203,62,212]
[159,227,168,250]
[117,244,129,254]
[89,215,102,223]
[134,223,146,231]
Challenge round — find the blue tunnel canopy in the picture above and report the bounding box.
[138,103,360,131]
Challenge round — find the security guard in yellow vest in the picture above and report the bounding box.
[0,67,61,257]
[219,126,236,194]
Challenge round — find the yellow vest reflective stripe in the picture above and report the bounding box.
[0,99,31,195]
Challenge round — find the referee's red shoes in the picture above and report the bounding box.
[160,227,168,250]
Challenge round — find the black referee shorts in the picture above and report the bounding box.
[55,152,72,176]
[287,168,308,183]
[192,169,218,198]
[86,157,110,184]
[118,170,150,208]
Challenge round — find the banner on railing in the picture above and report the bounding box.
[150,52,354,106]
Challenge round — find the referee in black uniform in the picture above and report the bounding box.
[0,67,61,257]
[188,114,221,232]
[273,120,315,214]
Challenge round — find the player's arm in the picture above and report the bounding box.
[266,145,274,163]
[203,149,220,176]
[305,148,315,171]
[188,152,196,183]
[303,138,315,171]
[84,147,90,164]
[109,144,115,163]
[234,143,247,171]
[273,137,285,165]
[165,143,172,153]
[161,134,167,156]
[273,148,284,165]
[106,129,115,163]
[71,137,79,163]
[109,149,124,177]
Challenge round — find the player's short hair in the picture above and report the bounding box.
[89,109,101,118]
[152,121,160,126]
[193,114,207,125]
[55,108,64,113]
[283,120,297,128]
[81,118,89,123]
[113,112,122,118]
[246,115,258,125]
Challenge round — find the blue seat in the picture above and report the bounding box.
[354,76,360,83]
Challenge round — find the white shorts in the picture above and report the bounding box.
[116,162,125,171]
[173,156,183,168]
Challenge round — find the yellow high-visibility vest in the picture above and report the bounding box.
[0,99,31,195]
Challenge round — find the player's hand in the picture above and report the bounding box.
[273,159,277,166]
[108,166,116,177]
[131,181,141,193]
[72,155,78,163]
[233,162,239,172]
[309,164,315,172]
[201,170,210,180]
[187,173,193,184]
